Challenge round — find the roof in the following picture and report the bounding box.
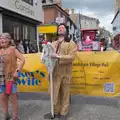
[80,14,99,22]
[43,3,69,17]
[70,13,100,25]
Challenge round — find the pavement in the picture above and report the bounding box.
[1,93,120,120]
[107,47,114,51]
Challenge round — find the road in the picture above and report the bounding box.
[1,93,120,120]
[107,47,114,51]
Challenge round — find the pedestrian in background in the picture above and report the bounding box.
[44,24,77,120]
[16,40,24,54]
[0,33,25,120]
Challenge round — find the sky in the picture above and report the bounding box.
[62,0,114,33]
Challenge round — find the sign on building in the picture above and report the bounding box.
[56,17,64,24]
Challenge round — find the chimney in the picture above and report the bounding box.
[53,0,62,7]
[64,8,69,14]
[71,9,74,15]
[71,9,75,21]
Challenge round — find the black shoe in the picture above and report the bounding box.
[3,113,10,120]
[44,113,60,119]
[59,115,66,120]
[5,116,10,120]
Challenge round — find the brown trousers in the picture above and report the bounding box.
[49,75,70,115]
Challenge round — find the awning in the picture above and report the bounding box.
[38,25,57,33]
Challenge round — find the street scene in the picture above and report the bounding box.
[0,0,120,120]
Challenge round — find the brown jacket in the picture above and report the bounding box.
[52,40,77,80]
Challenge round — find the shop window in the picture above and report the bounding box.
[13,21,22,41]
[3,16,37,53]
[23,25,29,40]
[22,25,37,53]
[22,0,33,6]
[3,18,12,33]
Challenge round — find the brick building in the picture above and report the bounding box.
[43,4,77,41]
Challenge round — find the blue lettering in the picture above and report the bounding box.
[40,72,45,78]
[17,78,21,85]
[25,72,28,77]
[17,78,41,86]
[30,72,34,77]
[32,78,35,86]
[28,78,31,86]
[17,78,26,85]
[36,80,40,85]
[20,73,25,77]
[18,72,21,77]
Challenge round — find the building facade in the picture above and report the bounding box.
[115,0,120,14]
[112,8,120,49]
[70,10,100,42]
[0,0,43,53]
[70,11,81,41]
[42,0,62,7]
[80,15,99,30]
[112,8,120,37]
[42,0,53,4]
[43,4,77,41]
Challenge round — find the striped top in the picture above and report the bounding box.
[0,47,17,85]
[0,54,6,85]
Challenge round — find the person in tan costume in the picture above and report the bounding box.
[44,24,77,120]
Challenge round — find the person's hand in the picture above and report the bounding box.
[51,53,59,58]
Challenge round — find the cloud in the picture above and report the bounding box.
[62,0,114,32]
[62,0,113,13]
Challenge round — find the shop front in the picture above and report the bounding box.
[0,0,43,53]
[38,24,58,52]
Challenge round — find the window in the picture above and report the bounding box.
[22,0,33,6]
[42,0,46,3]
[42,0,53,3]
[3,16,37,53]
[57,11,61,17]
